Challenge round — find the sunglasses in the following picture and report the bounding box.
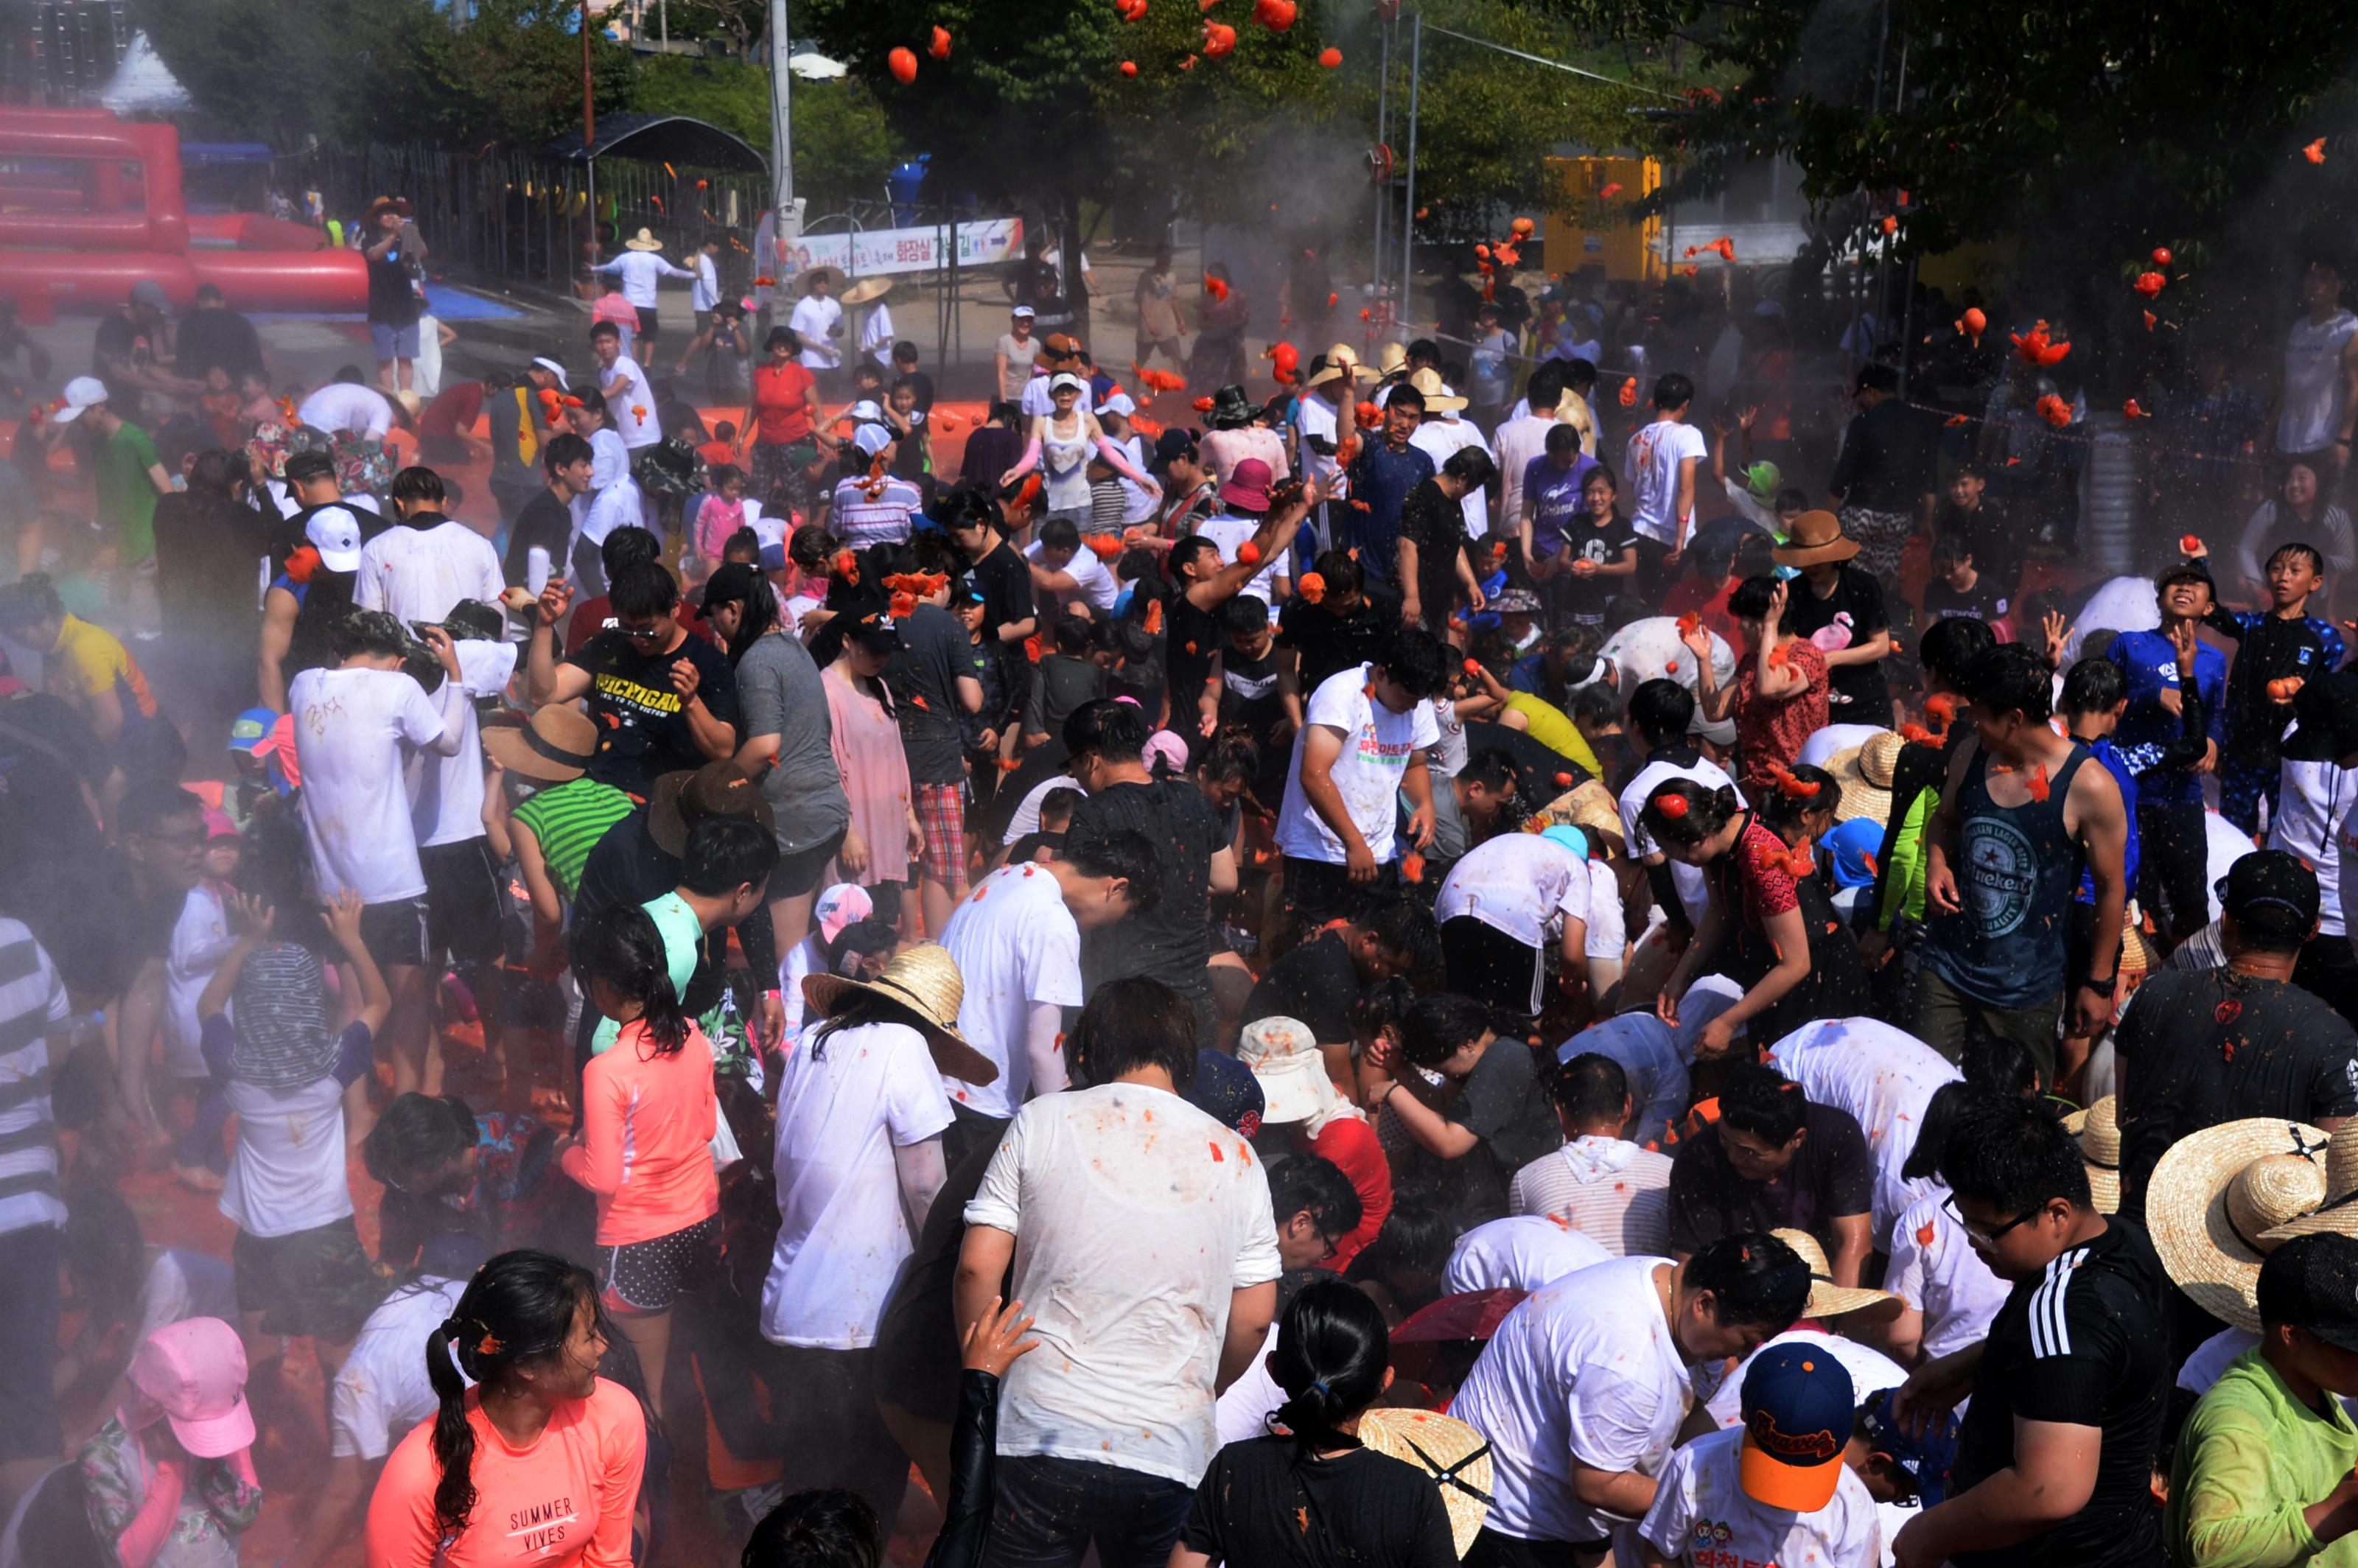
[615,618,665,644]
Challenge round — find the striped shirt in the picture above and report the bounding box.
[511,777,636,902]
[829,475,923,550]
[0,920,70,1235]
[1508,1135,1675,1257]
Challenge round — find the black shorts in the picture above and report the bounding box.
[635,306,660,340]
[232,1216,388,1343]
[772,827,850,902]
[420,838,505,967]
[0,1225,62,1462]
[1282,854,1402,931]
[360,895,431,971]
[1464,1528,1609,1567]
[1441,914,1545,1015]
[600,1212,718,1312]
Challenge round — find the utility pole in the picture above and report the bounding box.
[583,0,599,270]
[1399,11,1420,333]
[769,0,799,267]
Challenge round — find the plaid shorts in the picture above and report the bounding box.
[914,781,968,892]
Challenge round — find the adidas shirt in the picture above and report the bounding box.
[1951,1216,2171,1568]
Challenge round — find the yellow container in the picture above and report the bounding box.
[1545,155,1663,284]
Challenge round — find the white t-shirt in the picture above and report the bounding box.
[580,477,645,553]
[297,382,393,439]
[1640,1425,1881,1568]
[1001,775,1085,846]
[1214,1320,1285,1449]
[1495,412,1557,530]
[331,1276,469,1459]
[1295,394,1350,503]
[690,253,721,312]
[1701,1328,1907,1429]
[290,665,458,903]
[355,519,506,629]
[1026,541,1119,615]
[1622,419,1709,547]
[599,250,693,309]
[1766,1018,1960,1249]
[407,639,517,849]
[588,427,632,493]
[1620,752,1745,927]
[1443,1217,1612,1295]
[161,887,232,1080]
[132,1247,239,1346]
[936,864,1085,1120]
[965,1082,1282,1487]
[859,302,896,365]
[1430,696,1469,780]
[763,1018,954,1348]
[222,1057,360,1238]
[1602,617,1738,696]
[601,354,660,450]
[1410,417,1494,538]
[1886,1191,2010,1363]
[1275,665,1440,866]
[791,294,845,371]
[2281,309,2358,452]
[1436,835,1593,951]
[1449,1255,1713,1543]
[1197,514,1285,603]
[2275,758,2358,939]
[1799,723,1891,770]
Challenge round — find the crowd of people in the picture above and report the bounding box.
[12,225,2358,1568]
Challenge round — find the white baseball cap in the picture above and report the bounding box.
[852,423,894,458]
[1096,391,1136,418]
[1048,371,1085,393]
[846,399,884,424]
[1011,304,1036,318]
[52,377,107,423]
[305,505,364,572]
[531,357,570,390]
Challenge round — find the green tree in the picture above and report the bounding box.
[634,55,900,213]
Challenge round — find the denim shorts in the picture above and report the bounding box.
[370,320,422,360]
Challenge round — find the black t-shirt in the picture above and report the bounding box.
[1787,564,1890,715]
[1004,830,1064,865]
[91,309,153,410]
[176,306,263,381]
[959,539,1036,648]
[888,603,980,785]
[1278,586,1402,698]
[1219,638,1287,732]
[367,244,421,327]
[1937,497,2020,598]
[1066,778,1220,1002]
[505,490,574,589]
[573,810,775,1004]
[1562,512,1641,623]
[1180,1436,1458,1568]
[1952,1217,2170,1568]
[562,629,740,800]
[1399,478,1467,625]
[1448,1035,1561,1220]
[1244,928,1362,1046]
[1028,654,1106,743]
[151,491,267,634]
[2115,967,2358,1213]
[1923,572,2012,624]
[1166,591,1224,718]
[1667,1102,1873,1257]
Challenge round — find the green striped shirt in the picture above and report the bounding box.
[513,777,635,900]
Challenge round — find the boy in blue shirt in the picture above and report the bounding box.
[2106,567,2225,944]
[2194,539,2345,833]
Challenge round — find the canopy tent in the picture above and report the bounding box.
[539,113,767,175]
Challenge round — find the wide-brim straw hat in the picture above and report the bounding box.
[1826,731,1903,825]
[1770,1228,1903,1324]
[1376,341,1409,377]
[1771,509,1860,567]
[1563,780,1625,858]
[1306,344,1369,387]
[840,276,892,306]
[2060,1096,2122,1213]
[481,706,598,783]
[363,195,413,224]
[2260,1120,2358,1243]
[799,264,843,291]
[1407,367,1468,412]
[1357,1407,1492,1558]
[624,227,663,252]
[2149,1118,2331,1330]
[802,942,999,1085]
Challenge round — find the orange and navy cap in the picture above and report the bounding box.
[1738,1343,1853,1511]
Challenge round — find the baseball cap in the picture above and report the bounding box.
[282,449,337,485]
[852,422,895,458]
[1153,427,1197,466]
[812,883,875,946]
[1738,1342,1854,1510]
[2218,848,2320,928]
[1858,1388,1958,1507]
[1012,304,1036,318]
[2258,1231,2358,1351]
[1049,371,1086,393]
[129,279,169,311]
[228,707,275,754]
[1096,391,1136,419]
[305,505,365,572]
[127,1317,253,1458]
[1690,710,1738,748]
[52,377,106,424]
[1186,1047,1265,1135]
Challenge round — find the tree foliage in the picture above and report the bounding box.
[634,55,900,212]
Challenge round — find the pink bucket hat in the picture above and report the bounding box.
[813,883,875,946]
[1142,729,1191,777]
[1218,456,1276,514]
[128,1317,253,1457]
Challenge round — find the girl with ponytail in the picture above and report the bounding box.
[364,1249,645,1568]
[1172,1280,1457,1567]
[559,906,721,1417]
[1644,772,1872,1058]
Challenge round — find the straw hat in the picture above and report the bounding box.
[2060,1097,2122,1213]
[362,196,413,225]
[1563,780,1625,858]
[1770,1229,1903,1324]
[1357,1408,1492,1558]
[802,943,1000,1085]
[1407,367,1468,412]
[1306,344,1370,388]
[839,276,892,306]
[799,264,843,291]
[2260,1121,2358,1243]
[1771,510,1859,568]
[481,706,598,783]
[2148,1118,2331,1330]
[623,227,664,252]
[1826,731,1903,825]
[1376,341,1409,377]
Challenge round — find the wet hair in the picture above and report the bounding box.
[1757,763,1839,829]
[1388,383,1427,417]
[1269,1154,1364,1241]
[1651,372,1695,410]
[1719,1061,1810,1147]
[743,1489,881,1568]
[1171,534,1221,577]
[1964,643,2056,725]
[601,525,662,581]
[2155,561,2213,596]
[1038,516,1081,555]
[1196,732,1259,788]
[1683,1231,1809,1329]
[1267,1279,1389,1447]
[1350,976,1417,1043]
[704,562,781,664]
[1051,615,1093,656]
[187,448,245,499]
[542,432,593,475]
[1037,786,1082,830]
[680,815,780,900]
[609,560,682,620]
[1940,1096,2091,1213]
[2268,541,2327,578]
[1628,678,1696,747]
[789,524,838,575]
[1546,424,1584,460]
[2060,656,2126,718]
[1640,779,1740,847]
[120,778,204,838]
[1855,363,1900,395]
[1919,615,1997,690]
[1726,574,1796,631]
[570,903,690,1057]
[1398,992,1494,1068]
[1068,975,1196,1090]
[1363,899,1443,973]
[708,463,746,493]
[1360,1197,1455,1282]
[1553,1052,1629,1126]
[389,466,447,505]
[363,1093,480,1193]
[1442,447,1496,488]
[1221,595,1271,635]
[1064,827,1161,911]
[1376,626,1450,700]
[1063,697,1151,763]
[63,1183,144,1334]
[1928,531,1971,572]
[1526,363,1566,408]
[426,1249,609,1536]
[1569,682,1621,733]
[590,321,622,341]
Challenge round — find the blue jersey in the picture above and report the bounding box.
[2107,628,2225,805]
[2074,735,2139,906]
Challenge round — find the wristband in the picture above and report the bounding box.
[2079,973,2117,992]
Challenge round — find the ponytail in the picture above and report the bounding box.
[1266,1279,1390,1451]
[704,561,780,666]
[1641,778,1740,848]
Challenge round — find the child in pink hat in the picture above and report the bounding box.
[77,1317,259,1568]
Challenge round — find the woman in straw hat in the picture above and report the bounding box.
[763,942,993,1520]
[1175,1279,1466,1567]
[2147,1116,2332,1331]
